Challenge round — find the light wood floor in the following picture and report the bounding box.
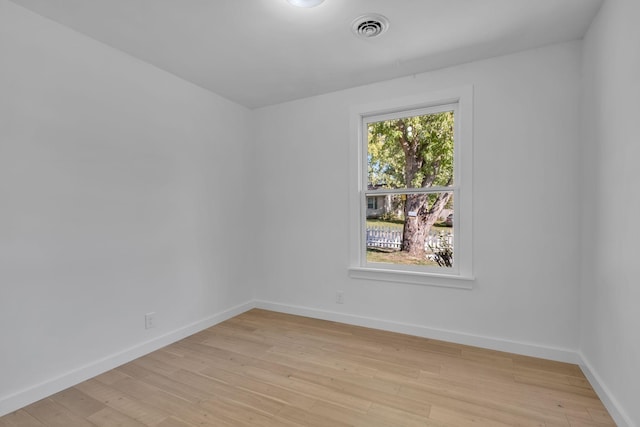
[0,309,615,426]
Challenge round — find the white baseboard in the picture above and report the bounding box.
[254,300,580,364]
[579,352,635,427]
[0,300,255,418]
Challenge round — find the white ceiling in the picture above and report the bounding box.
[10,0,603,108]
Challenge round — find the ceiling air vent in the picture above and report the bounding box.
[352,14,389,38]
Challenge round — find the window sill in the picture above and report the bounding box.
[348,267,474,289]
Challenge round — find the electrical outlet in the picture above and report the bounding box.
[336,291,344,304]
[145,312,156,329]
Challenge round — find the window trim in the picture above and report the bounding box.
[348,86,474,288]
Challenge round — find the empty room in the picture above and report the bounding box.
[1,0,638,425]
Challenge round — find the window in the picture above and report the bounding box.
[367,197,378,210]
[349,87,473,287]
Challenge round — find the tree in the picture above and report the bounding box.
[368,111,454,258]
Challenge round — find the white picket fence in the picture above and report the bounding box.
[366,226,452,251]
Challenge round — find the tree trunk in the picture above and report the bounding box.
[401,192,452,257]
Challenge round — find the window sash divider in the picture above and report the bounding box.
[364,187,457,196]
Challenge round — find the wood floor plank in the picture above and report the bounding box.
[48,388,105,419]
[428,405,517,427]
[0,309,615,426]
[275,404,353,427]
[198,365,318,410]
[306,401,373,426]
[22,399,93,427]
[242,365,373,412]
[153,417,194,427]
[137,392,233,427]
[398,382,555,426]
[75,379,168,426]
[85,407,147,427]
[0,410,44,427]
[170,369,287,417]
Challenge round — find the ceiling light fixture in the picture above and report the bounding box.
[287,0,325,7]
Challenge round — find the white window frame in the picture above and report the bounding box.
[348,87,474,288]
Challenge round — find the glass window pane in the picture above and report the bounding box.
[366,193,453,268]
[367,111,455,190]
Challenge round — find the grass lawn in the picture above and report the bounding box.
[366,218,452,234]
[367,247,439,266]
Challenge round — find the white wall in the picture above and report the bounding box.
[0,0,253,414]
[581,0,640,425]
[252,42,584,356]
[4,0,636,422]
